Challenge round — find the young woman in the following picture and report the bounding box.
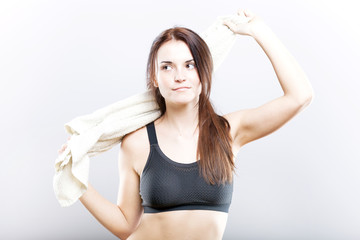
[59,9,313,240]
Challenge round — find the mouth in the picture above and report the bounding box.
[173,87,191,91]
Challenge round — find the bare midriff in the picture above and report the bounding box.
[127,210,228,240]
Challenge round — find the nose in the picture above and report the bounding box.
[174,69,186,82]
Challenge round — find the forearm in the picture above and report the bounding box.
[251,23,314,104]
[80,183,131,239]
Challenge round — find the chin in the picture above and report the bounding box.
[168,95,199,106]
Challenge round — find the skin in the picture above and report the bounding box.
[58,9,314,240]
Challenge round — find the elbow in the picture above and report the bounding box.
[300,92,314,108]
[286,89,314,112]
[300,80,315,107]
[113,207,142,239]
[286,76,315,108]
[109,220,132,240]
[114,229,132,240]
[292,86,315,108]
[114,220,139,240]
[305,86,315,105]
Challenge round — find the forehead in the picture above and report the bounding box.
[157,40,193,63]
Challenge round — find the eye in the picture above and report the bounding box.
[161,65,172,70]
[187,63,195,69]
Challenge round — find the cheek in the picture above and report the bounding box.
[157,76,172,96]
[158,80,171,92]
[157,72,170,86]
[197,82,202,95]
[193,74,201,95]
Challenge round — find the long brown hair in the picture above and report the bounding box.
[146,27,234,185]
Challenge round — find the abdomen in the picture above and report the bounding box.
[127,210,228,240]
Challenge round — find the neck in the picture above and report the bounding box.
[161,103,199,137]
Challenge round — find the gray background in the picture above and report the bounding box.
[1,0,359,239]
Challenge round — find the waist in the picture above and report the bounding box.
[128,210,228,240]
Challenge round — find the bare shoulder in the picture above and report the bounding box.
[119,126,150,176]
[121,126,149,152]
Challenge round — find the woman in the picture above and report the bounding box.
[59,9,313,240]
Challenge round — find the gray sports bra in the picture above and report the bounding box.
[139,122,233,214]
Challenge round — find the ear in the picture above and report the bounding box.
[153,79,158,87]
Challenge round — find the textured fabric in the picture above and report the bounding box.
[140,122,233,213]
[54,14,246,207]
[54,91,161,207]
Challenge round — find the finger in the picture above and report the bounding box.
[58,144,67,154]
[58,147,65,154]
[243,9,255,18]
[223,19,237,32]
[237,9,246,17]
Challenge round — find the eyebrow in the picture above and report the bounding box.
[160,59,194,64]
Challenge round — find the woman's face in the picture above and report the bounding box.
[155,40,201,107]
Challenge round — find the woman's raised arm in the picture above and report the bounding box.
[223,9,314,149]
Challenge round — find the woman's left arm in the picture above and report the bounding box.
[223,9,314,149]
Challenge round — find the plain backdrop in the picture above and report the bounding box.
[1,0,359,239]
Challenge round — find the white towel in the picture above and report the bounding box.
[54,14,245,207]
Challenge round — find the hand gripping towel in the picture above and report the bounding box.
[54,14,246,207]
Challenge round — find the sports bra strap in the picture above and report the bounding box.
[146,122,158,145]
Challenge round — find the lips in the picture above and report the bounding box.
[173,86,190,91]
